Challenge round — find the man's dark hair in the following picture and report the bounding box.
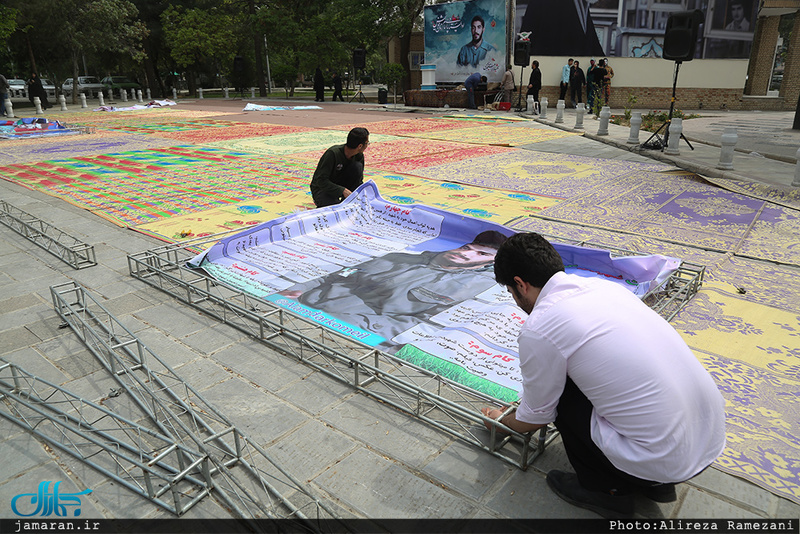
[471,230,508,250]
[346,127,370,148]
[480,75,487,82]
[493,233,564,288]
[471,15,485,27]
[532,60,539,67]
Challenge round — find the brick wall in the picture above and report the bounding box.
[531,85,792,111]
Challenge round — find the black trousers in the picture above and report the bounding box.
[554,378,665,494]
[559,82,568,101]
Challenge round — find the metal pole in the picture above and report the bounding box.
[264,36,273,93]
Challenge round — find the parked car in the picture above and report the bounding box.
[62,76,105,98]
[8,79,26,98]
[101,76,141,95]
[41,79,57,100]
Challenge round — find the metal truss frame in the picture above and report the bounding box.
[47,281,343,529]
[126,233,702,471]
[0,200,97,269]
[0,361,216,516]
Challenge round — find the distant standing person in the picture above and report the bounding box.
[0,74,8,116]
[560,59,573,102]
[464,72,486,110]
[592,60,607,113]
[586,59,598,109]
[313,67,325,102]
[501,65,515,104]
[310,127,370,208]
[601,58,614,105]
[527,60,542,112]
[457,15,496,68]
[26,72,50,110]
[331,72,344,102]
[570,60,585,108]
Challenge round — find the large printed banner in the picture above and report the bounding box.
[424,0,507,83]
[189,182,680,401]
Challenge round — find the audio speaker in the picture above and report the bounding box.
[663,9,704,62]
[513,41,531,67]
[233,56,244,72]
[353,48,366,70]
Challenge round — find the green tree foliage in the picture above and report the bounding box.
[52,0,148,102]
[379,62,405,104]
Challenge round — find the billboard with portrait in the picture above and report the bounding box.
[424,0,507,83]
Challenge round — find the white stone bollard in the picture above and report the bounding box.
[137,89,143,103]
[717,128,737,170]
[597,106,611,136]
[121,89,128,102]
[251,87,256,98]
[198,87,203,99]
[223,87,230,98]
[172,88,177,100]
[627,112,642,144]
[98,92,105,106]
[59,95,68,111]
[80,94,88,108]
[146,88,152,100]
[574,105,586,129]
[106,89,112,101]
[5,98,14,118]
[33,97,43,114]
[539,97,548,119]
[526,95,534,114]
[793,148,800,187]
[555,99,565,123]
[664,118,682,155]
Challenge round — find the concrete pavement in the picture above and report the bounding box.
[1,97,799,529]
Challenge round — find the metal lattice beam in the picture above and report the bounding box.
[49,282,344,528]
[0,361,214,516]
[0,200,97,269]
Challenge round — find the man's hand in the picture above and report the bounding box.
[481,406,545,435]
[342,188,352,198]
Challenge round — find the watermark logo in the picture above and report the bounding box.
[11,481,92,517]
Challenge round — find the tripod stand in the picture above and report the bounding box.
[641,60,694,151]
[515,66,526,111]
[349,70,367,103]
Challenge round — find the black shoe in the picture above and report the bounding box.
[641,483,677,503]
[546,470,634,519]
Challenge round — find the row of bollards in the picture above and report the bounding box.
[530,101,800,188]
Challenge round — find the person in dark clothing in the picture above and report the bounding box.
[313,67,325,102]
[570,60,586,108]
[310,127,370,207]
[27,73,51,110]
[331,72,344,101]
[586,59,598,109]
[527,60,542,112]
[464,72,487,109]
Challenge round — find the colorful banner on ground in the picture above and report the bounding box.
[188,182,680,401]
[424,0,507,83]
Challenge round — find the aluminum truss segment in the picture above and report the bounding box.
[0,200,97,269]
[127,239,553,470]
[49,281,344,528]
[0,361,214,516]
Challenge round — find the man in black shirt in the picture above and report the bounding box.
[310,127,370,208]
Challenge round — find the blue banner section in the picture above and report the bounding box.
[265,294,387,346]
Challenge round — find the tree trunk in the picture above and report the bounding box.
[248,0,267,96]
